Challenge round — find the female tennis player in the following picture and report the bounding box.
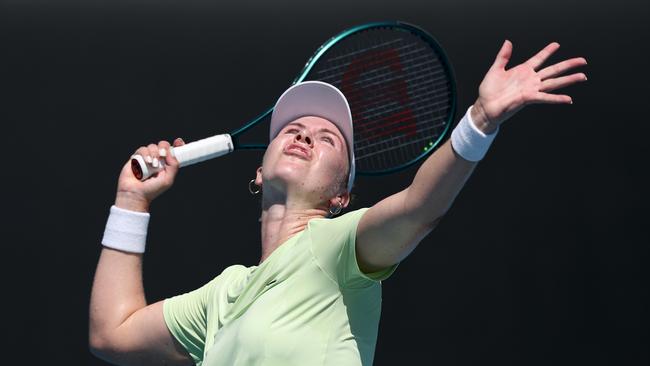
[90,40,587,365]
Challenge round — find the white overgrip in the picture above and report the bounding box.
[130,134,234,181]
[172,134,234,167]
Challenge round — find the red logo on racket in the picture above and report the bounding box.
[341,48,416,141]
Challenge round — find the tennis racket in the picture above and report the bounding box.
[131,21,457,180]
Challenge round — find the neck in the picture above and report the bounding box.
[258,185,329,264]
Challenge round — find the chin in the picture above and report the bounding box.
[265,163,308,187]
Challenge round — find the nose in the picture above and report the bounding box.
[294,129,313,147]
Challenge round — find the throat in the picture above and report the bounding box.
[259,208,327,264]
[259,225,304,264]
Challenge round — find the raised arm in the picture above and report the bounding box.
[89,138,193,366]
[356,41,588,272]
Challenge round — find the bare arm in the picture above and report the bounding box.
[356,41,588,272]
[89,251,191,365]
[89,139,193,366]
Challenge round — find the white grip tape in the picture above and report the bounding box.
[450,106,499,162]
[102,205,150,253]
[173,134,234,167]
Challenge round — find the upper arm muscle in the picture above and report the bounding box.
[356,187,440,273]
[92,301,193,366]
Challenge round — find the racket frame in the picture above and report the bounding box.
[133,21,457,180]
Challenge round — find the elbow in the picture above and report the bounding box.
[89,330,119,363]
[88,332,108,359]
[88,320,108,354]
[403,188,451,228]
[407,205,447,231]
[428,201,452,224]
[421,212,446,232]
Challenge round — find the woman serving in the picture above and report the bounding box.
[90,40,587,365]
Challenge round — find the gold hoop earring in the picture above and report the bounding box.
[248,179,261,195]
[329,200,342,216]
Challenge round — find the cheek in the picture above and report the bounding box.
[318,148,347,175]
[260,145,280,180]
[262,139,284,165]
[316,150,348,195]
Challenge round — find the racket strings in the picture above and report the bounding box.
[356,116,448,152]
[353,89,450,131]
[334,65,447,114]
[321,38,404,64]
[356,121,449,160]
[315,41,433,77]
[350,74,450,127]
[355,94,451,137]
[320,38,402,63]
[316,36,441,80]
[305,27,454,172]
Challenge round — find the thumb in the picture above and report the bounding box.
[491,40,512,70]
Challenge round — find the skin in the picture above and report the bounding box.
[356,40,588,272]
[89,40,587,365]
[254,116,352,263]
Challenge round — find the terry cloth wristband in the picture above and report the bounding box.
[101,205,150,253]
[450,106,499,162]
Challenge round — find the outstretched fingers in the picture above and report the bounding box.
[537,57,588,80]
[529,92,573,105]
[525,42,561,70]
[540,72,587,92]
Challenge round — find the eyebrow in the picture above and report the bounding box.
[285,121,344,146]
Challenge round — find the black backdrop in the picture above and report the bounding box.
[2,0,648,365]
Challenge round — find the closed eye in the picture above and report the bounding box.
[321,136,335,146]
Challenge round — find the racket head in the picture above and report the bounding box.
[293,21,457,175]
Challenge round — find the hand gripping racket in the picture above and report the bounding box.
[131,21,457,180]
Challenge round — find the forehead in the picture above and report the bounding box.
[284,116,344,137]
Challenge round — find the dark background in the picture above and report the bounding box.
[2,0,648,364]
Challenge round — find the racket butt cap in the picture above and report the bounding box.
[131,155,150,181]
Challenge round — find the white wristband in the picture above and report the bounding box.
[101,205,150,253]
[450,106,499,162]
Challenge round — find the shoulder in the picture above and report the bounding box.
[166,264,252,303]
[307,207,370,232]
[306,208,381,286]
[305,207,370,252]
[220,264,252,278]
[204,264,255,296]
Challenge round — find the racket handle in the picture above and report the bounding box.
[130,134,234,181]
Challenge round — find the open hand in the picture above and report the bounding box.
[472,40,588,133]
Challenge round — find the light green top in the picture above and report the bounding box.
[163,208,398,366]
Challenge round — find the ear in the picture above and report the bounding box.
[330,191,351,210]
[254,166,263,186]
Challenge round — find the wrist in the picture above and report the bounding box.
[471,100,499,135]
[115,191,150,213]
[450,105,499,162]
[101,205,150,253]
